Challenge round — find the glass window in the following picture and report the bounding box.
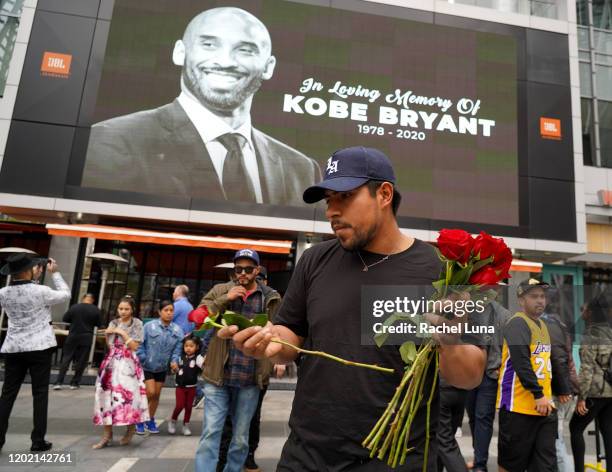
[599,100,612,168]
[577,0,590,26]
[582,99,595,165]
[581,62,593,96]
[531,0,558,18]
[592,0,612,30]
[594,29,612,55]
[0,0,23,96]
[443,0,566,17]
[596,64,612,100]
[453,0,503,10]
[578,27,590,50]
[596,53,612,64]
[0,14,20,97]
[0,1,23,15]
[84,240,293,316]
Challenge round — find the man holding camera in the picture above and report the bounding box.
[0,254,70,452]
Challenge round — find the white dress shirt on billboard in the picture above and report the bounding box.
[177,92,264,203]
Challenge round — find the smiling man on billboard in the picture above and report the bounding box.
[82,7,320,206]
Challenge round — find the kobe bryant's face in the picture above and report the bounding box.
[174,8,276,112]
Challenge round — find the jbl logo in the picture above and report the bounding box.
[48,57,65,69]
[40,52,72,77]
[540,117,561,140]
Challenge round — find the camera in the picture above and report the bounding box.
[37,258,52,268]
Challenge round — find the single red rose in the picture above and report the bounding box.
[472,231,500,261]
[492,246,512,279]
[188,306,210,326]
[469,266,501,285]
[437,229,474,264]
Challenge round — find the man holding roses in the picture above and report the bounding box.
[219,147,487,471]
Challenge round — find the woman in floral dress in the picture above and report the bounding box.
[92,296,149,448]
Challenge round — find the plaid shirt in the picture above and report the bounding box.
[202,285,264,388]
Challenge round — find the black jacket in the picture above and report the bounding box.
[542,313,573,396]
[63,303,102,339]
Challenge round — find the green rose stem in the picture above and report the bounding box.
[203,319,395,375]
[362,369,413,449]
[392,349,430,467]
[363,343,430,449]
[422,351,439,472]
[362,341,438,467]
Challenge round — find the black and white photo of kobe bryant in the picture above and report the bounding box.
[82,7,321,206]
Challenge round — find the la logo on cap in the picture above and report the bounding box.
[326,157,339,175]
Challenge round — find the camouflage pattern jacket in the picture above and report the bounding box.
[578,322,612,399]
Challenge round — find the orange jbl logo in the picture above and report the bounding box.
[540,117,562,140]
[40,52,72,77]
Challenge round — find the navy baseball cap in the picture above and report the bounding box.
[303,147,396,204]
[233,248,260,265]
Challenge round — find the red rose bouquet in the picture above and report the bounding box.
[362,229,511,469]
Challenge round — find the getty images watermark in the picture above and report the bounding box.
[360,284,612,347]
[360,285,500,346]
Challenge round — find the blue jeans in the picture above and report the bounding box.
[554,396,574,472]
[196,379,204,400]
[466,375,498,471]
[195,382,260,472]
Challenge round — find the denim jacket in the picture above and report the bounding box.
[137,319,184,373]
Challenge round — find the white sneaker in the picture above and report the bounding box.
[167,419,176,435]
[52,384,62,391]
[182,423,192,436]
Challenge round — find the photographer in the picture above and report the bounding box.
[0,254,70,452]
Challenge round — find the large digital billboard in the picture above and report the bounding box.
[0,0,576,241]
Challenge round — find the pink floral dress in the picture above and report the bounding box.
[93,318,150,426]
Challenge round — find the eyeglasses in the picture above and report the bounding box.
[234,266,256,274]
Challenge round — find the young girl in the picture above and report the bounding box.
[92,296,149,449]
[135,300,183,434]
[168,334,204,436]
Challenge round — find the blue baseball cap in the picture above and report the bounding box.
[233,248,260,265]
[303,146,396,204]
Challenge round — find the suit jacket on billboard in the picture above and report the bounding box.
[81,100,321,207]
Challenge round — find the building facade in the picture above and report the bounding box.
[0,0,597,332]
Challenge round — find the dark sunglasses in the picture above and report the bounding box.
[234,266,256,274]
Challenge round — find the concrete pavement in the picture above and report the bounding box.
[0,384,600,472]
[0,385,291,472]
